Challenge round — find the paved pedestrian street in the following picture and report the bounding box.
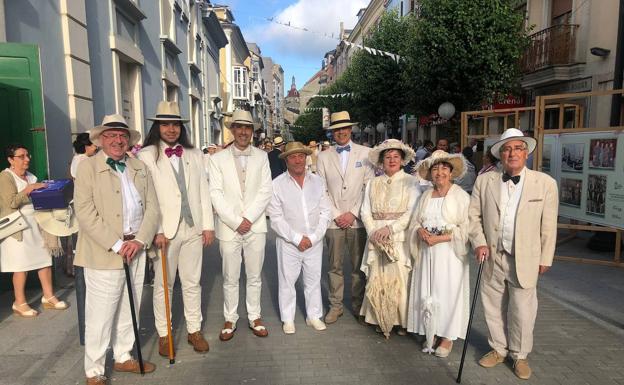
[1,229,623,385]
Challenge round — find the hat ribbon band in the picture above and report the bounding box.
[331,119,352,125]
[104,122,129,128]
[156,114,183,119]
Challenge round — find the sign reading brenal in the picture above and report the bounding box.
[542,132,624,229]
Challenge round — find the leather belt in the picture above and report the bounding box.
[123,235,135,241]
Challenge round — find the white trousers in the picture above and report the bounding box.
[84,252,145,378]
[220,232,266,324]
[481,251,537,360]
[276,238,323,322]
[153,220,203,337]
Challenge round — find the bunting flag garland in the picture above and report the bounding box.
[304,107,324,112]
[309,93,357,99]
[342,41,401,63]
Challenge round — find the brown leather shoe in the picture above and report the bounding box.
[324,308,343,324]
[249,318,269,337]
[478,350,506,368]
[86,375,107,385]
[188,331,209,352]
[158,336,173,357]
[219,321,236,341]
[113,359,156,374]
[514,359,532,380]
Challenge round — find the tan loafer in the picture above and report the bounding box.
[478,350,506,368]
[514,359,532,380]
[324,308,343,324]
[249,318,268,337]
[86,375,107,385]
[113,359,156,374]
[219,321,236,342]
[187,331,209,353]
[158,336,174,357]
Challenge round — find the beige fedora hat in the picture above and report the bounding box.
[230,109,254,126]
[279,141,313,159]
[90,114,141,147]
[147,101,190,122]
[273,136,285,146]
[327,111,358,130]
[34,207,79,237]
[368,139,415,166]
[415,150,466,181]
[490,127,536,159]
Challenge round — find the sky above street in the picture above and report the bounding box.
[216,0,368,90]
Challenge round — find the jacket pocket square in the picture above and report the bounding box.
[528,199,543,202]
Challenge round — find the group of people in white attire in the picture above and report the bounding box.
[0,99,558,384]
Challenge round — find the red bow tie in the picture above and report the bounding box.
[165,145,183,158]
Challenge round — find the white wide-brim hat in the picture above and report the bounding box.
[90,114,141,147]
[490,128,536,159]
[34,206,79,237]
[415,150,466,181]
[368,139,415,166]
[147,101,190,122]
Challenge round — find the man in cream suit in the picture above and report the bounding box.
[74,115,159,385]
[316,111,374,324]
[137,101,215,357]
[469,128,558,380]
[208,109,273,341]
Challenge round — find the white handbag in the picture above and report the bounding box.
[0,210,29,240]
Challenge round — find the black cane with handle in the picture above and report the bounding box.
[123,259,145,375]
[456,260,484,383]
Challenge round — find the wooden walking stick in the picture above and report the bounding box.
[456,261,485,384]
[123,259,145,375]
[161,243,175,364]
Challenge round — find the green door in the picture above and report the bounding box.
[0,43,47,179]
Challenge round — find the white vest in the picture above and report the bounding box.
[498,169,526,254]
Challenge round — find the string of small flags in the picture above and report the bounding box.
[310,93,356,98]
[304,107,323,112]
[342,41,401,63]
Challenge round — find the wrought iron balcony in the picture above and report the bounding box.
[521,24,579,73]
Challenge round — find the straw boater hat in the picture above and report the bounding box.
[147,101,190,122]
[490,128,536,159]
[368,139,416,166]
[90,114,141,147]
[415,150,466,181]
[278,141,313,159]
[327,111,358,130]
[273,136,285,146]
[322,141,330,147]
[230,109,254,127]
[34,206,79,237]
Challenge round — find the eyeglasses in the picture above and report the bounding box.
[500,145,527,154]
[101,133,130,140]
[12,154,31,160]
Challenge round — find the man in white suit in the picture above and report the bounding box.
[469,128,558,380]
[138,101,215,356]
[316,111,374,324]
[208,109,273,341]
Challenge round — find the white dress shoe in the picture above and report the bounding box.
[306,318,327,331]
[282,322,296,334]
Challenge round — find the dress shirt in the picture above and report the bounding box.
[232,145,251,170]
[268,171,332,247]
[337,140,353,174]
[498,167,526,254]
[110,162,145,252]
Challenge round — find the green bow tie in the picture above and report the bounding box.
[106,157,126,173]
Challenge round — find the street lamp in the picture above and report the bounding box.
[438,102,456,119]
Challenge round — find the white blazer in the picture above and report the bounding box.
[137,144,214,239]
[208,146,273,241]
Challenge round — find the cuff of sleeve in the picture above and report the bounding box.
[292,232,303,246]
[308,234,318,245]
[111,239,124,253]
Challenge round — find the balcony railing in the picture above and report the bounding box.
[521,24,579,73]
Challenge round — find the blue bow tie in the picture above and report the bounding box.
[336,145,351,154]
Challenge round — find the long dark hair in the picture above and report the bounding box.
[73,133,92,154]
[142,120,193,160]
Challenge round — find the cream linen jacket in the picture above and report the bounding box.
[468,169,559,288]
[316,143,374,229]
[207,146,272,242]
[137,145,214,239]
[73,151,159,270]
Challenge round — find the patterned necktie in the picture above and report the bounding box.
[106,157,126,173]
[336,144,351,154]
[502,173,520,184]
[165,145,183,158]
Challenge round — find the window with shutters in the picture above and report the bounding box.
[233,66,248,100]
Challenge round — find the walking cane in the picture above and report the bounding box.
[161,243,175,364]
[456,260,485,384]
[123,258,145,375]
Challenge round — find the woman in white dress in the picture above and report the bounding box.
[0,144,68,317]
[360,139,420,338]
[407,150,471,358]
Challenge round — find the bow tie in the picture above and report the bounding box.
[106,157,126,173]
[502,173,520,184]
[165,145,183,158]
[336,145,351,154]
[233,148,251,157]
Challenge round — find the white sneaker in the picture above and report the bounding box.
[282,322,296,334]
[306,318,327,331]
